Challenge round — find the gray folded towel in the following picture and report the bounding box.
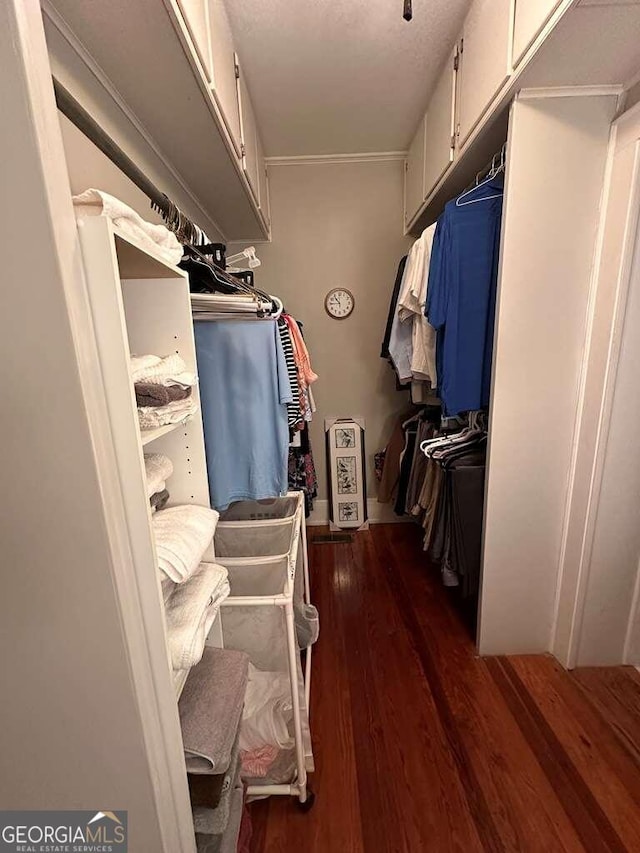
[195,785,244,853]
[192,736,240,836]
[150,488,170,511]
[179,647,249,774]
[135,382,192,408]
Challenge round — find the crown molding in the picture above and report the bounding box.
[517,84,624,101]
[265,151,407,167]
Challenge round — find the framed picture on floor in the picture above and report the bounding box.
[325,418,368,530]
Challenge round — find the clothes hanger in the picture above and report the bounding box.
[270,296,284,320]
[456,162,505,207]
[456,147,506,207]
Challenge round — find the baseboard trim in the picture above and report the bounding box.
[306,498,412,527]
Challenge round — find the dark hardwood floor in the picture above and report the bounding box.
[249,524,640,852]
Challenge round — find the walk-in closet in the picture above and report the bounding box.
[3,1,640,850]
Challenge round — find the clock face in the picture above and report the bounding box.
[325,288,355,319]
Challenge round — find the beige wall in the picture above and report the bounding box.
[232,160,411,500]
[59,119,412,502]
[58,113,169,225]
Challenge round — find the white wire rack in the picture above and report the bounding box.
[215,491,315,809]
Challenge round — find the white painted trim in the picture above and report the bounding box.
[551,116,618,663]
[507,0,516,75]
[564,135,640,667]
[623,552,640,663]
[265,151,408,167]
[306,498,412,527]
[616,98,640,146]
[517,85,624,100]
[42,0,228,242]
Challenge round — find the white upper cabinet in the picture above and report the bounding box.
[424,47,458,200]
[513,0,562,67]
[208,0,242,157]
[457,0,513,147]
[404,115,427,227]
[256,131,271,230]
[176,0,212,81]
[236,60,260,205]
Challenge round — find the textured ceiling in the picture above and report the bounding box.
[225,0,472,157]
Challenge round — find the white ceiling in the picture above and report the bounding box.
[225,0,472,157]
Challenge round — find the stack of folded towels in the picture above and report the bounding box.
[131,353,198,431]
[145,452,173,513]
[152,504,230,674]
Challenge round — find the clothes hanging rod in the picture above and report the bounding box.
[52,78,209,243]
[54,79,168,209]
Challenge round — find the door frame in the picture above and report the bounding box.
[552,100,640,667]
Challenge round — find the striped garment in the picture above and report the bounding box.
[277,318,303,428]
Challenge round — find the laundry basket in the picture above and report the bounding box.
[215,496,299,558]
[216,492,316,810]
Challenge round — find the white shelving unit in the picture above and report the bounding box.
[141,421,188,446]
[76,215,223,667]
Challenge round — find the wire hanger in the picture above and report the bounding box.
[456,147,506,207]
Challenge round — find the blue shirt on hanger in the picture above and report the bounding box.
[194,319,293,510]
[426,176,504,416]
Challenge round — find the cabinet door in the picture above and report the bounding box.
[404,116,426,227]
[513,0,562,67]
[256,131,271,229]
[209,0,242,156]
[457,0,513,147]
[236,61,260,205]
[176,0,211,82]
[424,48,458,199]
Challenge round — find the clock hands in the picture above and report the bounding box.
[326,290,352,317]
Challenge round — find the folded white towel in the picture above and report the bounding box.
[164,562,230,670]
[138,399,198,430]
[130,353,197,389]
[73,189,183,266]
[144,453,174,498]
[152,505,219,583]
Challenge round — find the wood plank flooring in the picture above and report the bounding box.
[249,524,640,852]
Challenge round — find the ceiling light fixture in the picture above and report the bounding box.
[403,0,412,21]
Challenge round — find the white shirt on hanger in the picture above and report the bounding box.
[398,223,438,387]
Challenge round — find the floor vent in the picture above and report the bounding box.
[312,533,353,544]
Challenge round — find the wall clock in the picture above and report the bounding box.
[325,287,355,319]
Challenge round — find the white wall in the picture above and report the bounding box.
[479,91,617,656]
[0,2,167,847]
[58,113,169,225]
[230,159,412,501]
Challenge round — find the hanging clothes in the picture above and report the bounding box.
[426,176,504,415]
[288,424,318,517]
[387,250,418,384]
[277,318,303,430]
[397,223,438,387]
[380,255,408,359]
[194,320,292,511]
